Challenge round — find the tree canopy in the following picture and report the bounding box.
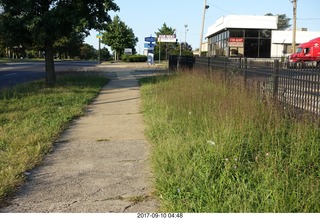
[154,23,178,60]
[54,32,85,59]
[101,15,138,60]
[0,0,119,85]
[155,23,176,36]
[265,13,291,30]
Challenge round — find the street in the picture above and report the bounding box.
[0,61,98,89]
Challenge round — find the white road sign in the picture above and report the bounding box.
[158,35,176,43]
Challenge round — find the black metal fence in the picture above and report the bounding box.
[169,55,320,117]
[168,55,195,72]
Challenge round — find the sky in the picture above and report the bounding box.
[84,0,320,54]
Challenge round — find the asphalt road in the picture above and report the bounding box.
[0,61,98,89]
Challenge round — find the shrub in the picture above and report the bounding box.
[169,50,194,57]
[121,54,147,62]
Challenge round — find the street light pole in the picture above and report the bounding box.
[179,38,182,56]
[291,0,297,54]
[199,0,209,57]
[98,36,101,64]
[184,24,188,51]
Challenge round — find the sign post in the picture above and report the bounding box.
[159,41,161,64]
[144,36,156,65]
[96,33,103,64]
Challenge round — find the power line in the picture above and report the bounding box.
[297,18,320,20]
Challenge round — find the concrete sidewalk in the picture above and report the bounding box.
[1,63,166,213]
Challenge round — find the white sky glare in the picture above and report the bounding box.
[85,0,320,54]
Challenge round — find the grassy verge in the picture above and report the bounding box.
[0,58,44,63]
[140,70,320,212]
[0,73,108,202]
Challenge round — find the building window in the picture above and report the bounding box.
[244,39,259,57]
[259,39,271,58]
[245,29,259,37]
[284,44,292,54]
[230,29,244,37]
[260,30,271,38]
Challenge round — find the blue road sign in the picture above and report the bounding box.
[144,43,155,48]
[145,36,156,42]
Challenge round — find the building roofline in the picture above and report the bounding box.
[271,30,320,44]
[205,15,278,38]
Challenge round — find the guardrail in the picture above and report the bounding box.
[169,55,320,117]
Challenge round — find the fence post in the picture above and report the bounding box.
[273,60,279,101]
[224,58,228,83]
[207,57,211,73]
[177,56,180,71]
[243,57,248,88]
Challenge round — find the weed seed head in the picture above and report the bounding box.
[207,140,215,146]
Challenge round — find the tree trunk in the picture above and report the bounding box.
[45,40,56,86]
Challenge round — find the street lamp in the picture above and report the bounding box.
[184,24,189,50]
[199,0,209,56]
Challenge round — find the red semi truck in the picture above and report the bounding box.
[288,37,320,68]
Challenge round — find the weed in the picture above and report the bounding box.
[96,139,110,142]
[140,69,320,212]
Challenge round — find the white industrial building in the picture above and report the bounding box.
[271,30,320,57]
[205,15,320,58]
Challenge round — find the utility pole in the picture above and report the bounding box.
[199,0,209,57]
[291,0,297,54]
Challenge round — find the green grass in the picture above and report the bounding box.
[0,58,45,63]
[0,73,108,202]
[140,70,320,212]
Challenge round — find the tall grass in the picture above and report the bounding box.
[140,70,320,212]
[0,74,108,203]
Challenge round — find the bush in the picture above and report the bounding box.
[121,54,147,62]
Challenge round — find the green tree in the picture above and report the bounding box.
[154,23,177,60]
[80,43,97,60]
[102,15,138,60]
[265,13,291,30]
[54,32,85,59]
[0,0,119,85]
[100,47,111,61]
[170,42,193,56]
